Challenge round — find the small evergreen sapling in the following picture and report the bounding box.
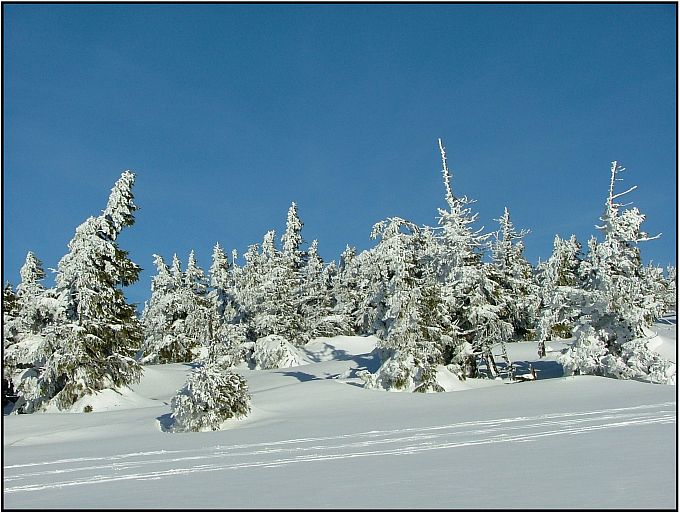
[170,364,251,432]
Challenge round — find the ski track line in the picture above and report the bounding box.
[4,409,672,482]
[5,401,674,470]
[4,406,675,494]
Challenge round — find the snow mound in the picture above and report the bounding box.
[252,335,308,369]
[304,335,379,362]
[435,366,504,392]
[46,387,159,413]
[648,313,677,363]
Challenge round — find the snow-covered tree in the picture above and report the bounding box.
[19,171,143,412]
[243,220,307,346]
[361,219,450,392]
[250,334,307,370]
[665,265,677,312]
[490,208,539,340]
[183,250,213,348]
[281,201,304,269]
[233,242,263,340]
[299,240,343,338]
[536,234,588,342]
[2,283,20,382]
[252,231,293,341]
[209,243,233,323]
[3,253,54,384]
[203,243,247,364]
[141,254,191,363]
[434,139,511,378]
[170,364,250,432]
[559,162,674,384]
[333,245,366,334]
[140,252,212,364]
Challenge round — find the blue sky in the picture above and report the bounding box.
[3,3,676,308]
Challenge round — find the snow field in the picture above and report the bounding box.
[3,327,677,509]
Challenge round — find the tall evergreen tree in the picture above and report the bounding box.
[21,171,143,411]
[281,201,304,269]
[253,230,305,345]
[361,218,448,392]
[490,208,539,340]
[536,235,588,343]
[435,139,511,378]
[3,253,56,388]
[140,251,212,364]
[559,162,674,383]
[300,240,339,338]
[140,254,189,363]
[333,245,365,334]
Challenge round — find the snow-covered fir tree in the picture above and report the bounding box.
[183,250,213,348]
[665,265,677,312]
[2,282,19,355]
[299,240,343,338]
[140,254,188,363]
[209,242,234,325]
[3,252,57,390]
[559,162,675,384]
[252,231,291,341]
[251,221,306,345]
[434,139,511,378]
[361,219,449,392]
[203,243,246,364]
[332,245,366,334]
[490,208,539,341]
[140,252,212,364]
[536,234,588,343]
[281,201,304,269]
[233,242,263,340]
[17,171,144,412]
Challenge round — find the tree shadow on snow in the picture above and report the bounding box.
[274,370,323,382]
[304,344,355,363]
[658,314,677,325]
[509,359,565,380]
[157,412,173,432]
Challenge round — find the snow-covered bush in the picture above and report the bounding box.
[559,325,675,384]
[170,365,250,432]
[558,325,608,377]
[250,334,306,370]
[361,347,444,393]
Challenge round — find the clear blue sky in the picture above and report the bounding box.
[3,3,676,309]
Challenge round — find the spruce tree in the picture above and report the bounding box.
[140,252,212,364]
[333,245,365,334]
[140,254,187,363]
[361,219,447,392]
[536,235,588,344]
[300,240,339,338]
[559,162,674,383]
[2,283,20,383]
[3,253,54,387]
[281,201,304,269]
[27,171,143,411]
[435,139,511,378]
[490,208,539,341]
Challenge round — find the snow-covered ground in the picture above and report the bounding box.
[3,318,676,509]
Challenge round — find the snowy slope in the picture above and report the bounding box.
[3,324,676,509]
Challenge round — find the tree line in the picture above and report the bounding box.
[3,141,676,428]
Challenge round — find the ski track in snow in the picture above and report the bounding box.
[4,402,675,494]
